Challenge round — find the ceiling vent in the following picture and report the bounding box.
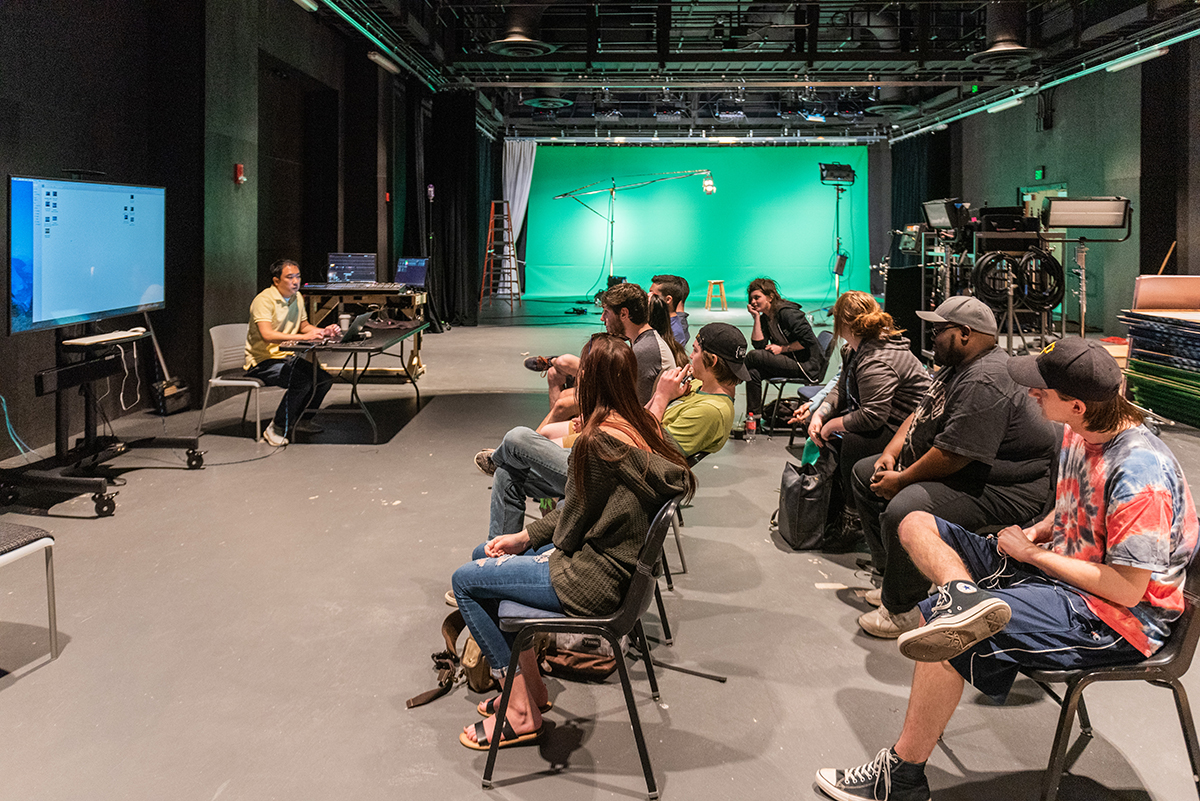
[486,4,559,57]
[968,1,1040,68]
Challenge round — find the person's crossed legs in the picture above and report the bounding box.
[488,426,569,540]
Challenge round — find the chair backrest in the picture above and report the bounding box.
[607,494,684,637]
[1157,553,1200,678]
[209,324,250,378]
[805,330,837,385]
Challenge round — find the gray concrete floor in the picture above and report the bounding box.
[0,306,1195,801]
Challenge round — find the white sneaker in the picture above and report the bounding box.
[858,605,921,638]
[864,587,883,607]
[262,426,289,447]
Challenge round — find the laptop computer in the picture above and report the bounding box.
[286,311,374,349]
[394,257,429,291]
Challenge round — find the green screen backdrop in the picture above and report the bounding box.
[524,145,870,309]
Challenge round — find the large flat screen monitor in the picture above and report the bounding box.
[9,175,166,334]
[327,252,376,283]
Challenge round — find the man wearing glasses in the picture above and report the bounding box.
[853,296,1057,639]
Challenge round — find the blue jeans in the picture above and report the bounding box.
[451,542,564,670]
[246,355,334,435]
[489,426,570,540]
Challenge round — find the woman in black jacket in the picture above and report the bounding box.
[744,277,824,416]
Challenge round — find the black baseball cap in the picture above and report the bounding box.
[1007,338,1123,402]
[696,322,751,382]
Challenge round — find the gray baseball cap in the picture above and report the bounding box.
[915,295,998,337]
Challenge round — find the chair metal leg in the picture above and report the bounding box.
[611,636,660,800]
[482,637,526,789]
[767,382,786,439]
[669,513,688,575]
[45,545,58,660]
[1040,677,1091,801]
[633,620,660,699]
[253,388,261,441]
[1075,694,1093,738]
[195,383,213,436]
[653,580,673,646]
[1166,679,1200,799]
[660,553,674,591]
[241,392,252,437]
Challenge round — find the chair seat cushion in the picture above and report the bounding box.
[0,523,52,554]
[214,368,265,385]
[498,601,565,631]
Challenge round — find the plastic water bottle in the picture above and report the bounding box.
[746,413,757,442]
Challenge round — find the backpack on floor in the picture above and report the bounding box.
[406,610,497,709]
[534,632,629,682]
[772,444,842,550]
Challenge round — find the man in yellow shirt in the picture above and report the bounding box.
[244,259,340,446]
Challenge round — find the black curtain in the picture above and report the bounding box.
[887,131,951,352]
[429,91,482,326]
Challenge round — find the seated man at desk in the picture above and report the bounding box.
[244,259,340,446]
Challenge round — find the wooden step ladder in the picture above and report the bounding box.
[480,200,522,311]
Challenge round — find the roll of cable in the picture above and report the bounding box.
[972,251,1023,310]
[950,253,975,295]
[1018,246,1066,312]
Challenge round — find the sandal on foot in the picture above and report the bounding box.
[477,697,553,717]
[459,719,543,751]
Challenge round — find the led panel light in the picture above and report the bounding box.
[987,97,1024,114]
[1041,197,1130,228]
[1106,47,1168,72]
[819,163,856,185]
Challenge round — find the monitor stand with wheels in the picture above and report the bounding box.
[0,331,203,517]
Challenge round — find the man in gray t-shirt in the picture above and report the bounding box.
[852,296,1057,639]
[601,283,674,404]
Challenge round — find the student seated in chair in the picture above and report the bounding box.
[815,338,1199,801]
[243,259,340,446]
[523,282,675,432]
[472,323,746,550]
[852,296,1057,639]
[649,273,691,346]
[452,333,695,750]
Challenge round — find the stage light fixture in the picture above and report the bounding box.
[367,51,401,74]
[1041,197,1130,228]
[819,163,856,186]
[1106,47,1168,72]
[702,175,716,195]
[291,0,319,10]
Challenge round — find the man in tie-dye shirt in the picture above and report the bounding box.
[816,338,1198,801]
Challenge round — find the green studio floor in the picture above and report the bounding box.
[0,306,1195,801]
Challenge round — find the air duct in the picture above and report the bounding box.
[486,4,559,57]
[968,1,1040,68]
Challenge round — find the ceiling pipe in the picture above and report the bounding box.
[968,1,1039,69]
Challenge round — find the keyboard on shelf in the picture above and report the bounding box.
[62,330,145,346]
[303,282,407,292]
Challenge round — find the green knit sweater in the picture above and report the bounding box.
[525,433,690,617]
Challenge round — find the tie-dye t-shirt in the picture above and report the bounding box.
[1051,424,1199,656]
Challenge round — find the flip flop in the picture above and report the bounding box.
[459,719,543,751]
[477,697,553,717]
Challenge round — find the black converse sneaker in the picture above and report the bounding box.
[815,748,931,801]
[897,580,1012,662]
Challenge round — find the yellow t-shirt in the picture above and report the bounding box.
[244,286,308,370]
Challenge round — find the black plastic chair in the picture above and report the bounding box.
[764,330,836,438]
[481,494,684,801]
[1019,557,1200,801]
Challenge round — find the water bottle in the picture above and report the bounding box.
[746,412,757,442]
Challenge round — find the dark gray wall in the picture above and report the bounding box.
[958,68,1142,334]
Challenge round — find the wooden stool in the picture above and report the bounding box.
[0,523,58,660]
[705,280,728,311]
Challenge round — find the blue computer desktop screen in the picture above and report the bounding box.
[9,176,166,333]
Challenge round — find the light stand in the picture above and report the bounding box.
[556,169,715,298]
[819,163,855,315]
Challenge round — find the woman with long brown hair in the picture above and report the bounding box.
[452,333,695,751]
[745,276,824,416]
